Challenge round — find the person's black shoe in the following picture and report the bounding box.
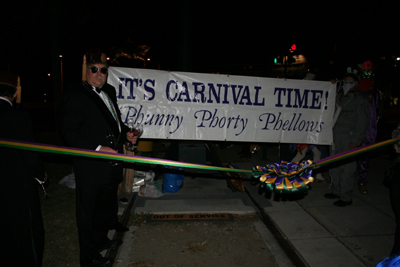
[97,239,123,252]
[324,193,340,199]
[333,199,352,207]
[110,222,129,232]
[81,255,113,267]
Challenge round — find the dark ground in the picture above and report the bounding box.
[122,214,279,267]
[35,131,281,267]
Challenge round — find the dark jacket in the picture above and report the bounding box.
[0,99,46,209]
[57,82,128,185]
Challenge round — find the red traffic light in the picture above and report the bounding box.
[289,44,296,53]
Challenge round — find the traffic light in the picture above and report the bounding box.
[274,57,283,64]
[289,44,296,53]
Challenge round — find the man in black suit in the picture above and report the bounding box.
[58,49,136,267]
[0,71,46,266]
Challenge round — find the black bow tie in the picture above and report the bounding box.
[95,87,102,93]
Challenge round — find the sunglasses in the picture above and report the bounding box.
[89,66,108,74]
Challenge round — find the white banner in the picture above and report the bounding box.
[108,67,335,144]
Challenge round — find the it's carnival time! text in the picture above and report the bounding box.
[117,78,329,136]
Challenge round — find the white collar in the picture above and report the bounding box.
[0,96,13,106]
[89,84,104,95]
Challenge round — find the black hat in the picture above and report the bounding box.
[0,71,19,88]
[85,48,108,67]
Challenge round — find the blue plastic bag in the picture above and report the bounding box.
[163,166,184,193]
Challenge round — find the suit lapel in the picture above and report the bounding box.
[82,82,120,137]
[102,84,126,147]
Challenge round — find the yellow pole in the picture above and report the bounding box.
[16,76,21,104]
[82,55,87,81]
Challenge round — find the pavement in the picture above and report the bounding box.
[112,142,396,267]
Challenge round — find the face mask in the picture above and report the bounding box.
[342,81,357,95]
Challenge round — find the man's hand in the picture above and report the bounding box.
[127,131,138,145]
[349,142,357,150]
[100,146,118,153]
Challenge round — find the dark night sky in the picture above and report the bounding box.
[2,1,400,101]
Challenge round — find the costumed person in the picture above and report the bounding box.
[0,71,46,266]
[356,60,380,194]
[324,67,370,207]
[57,49,137,267]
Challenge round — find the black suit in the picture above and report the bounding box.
[0,98,46,267]
[57,82,128,264]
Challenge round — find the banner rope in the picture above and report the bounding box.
[312,138,399,167]
[0,138,254,174]
[1,138,398,184]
